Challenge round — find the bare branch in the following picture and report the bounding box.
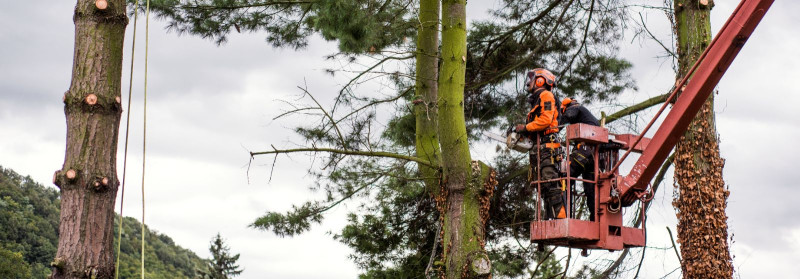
[667,226,682,264]
[250,147,436,168]
[334,54,415,109]
[560,0,595,79]
[177,0,316,10]
[605,93,669,125]
[298,83,348,149]
[638,12,676,59]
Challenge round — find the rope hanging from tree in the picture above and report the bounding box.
[113,0,151,278]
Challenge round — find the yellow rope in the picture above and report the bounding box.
[115,0,140,278]
[141,0,151,278]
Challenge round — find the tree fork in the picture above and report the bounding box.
[52,0,127,278]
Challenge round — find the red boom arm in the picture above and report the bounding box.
[617,0,773,205]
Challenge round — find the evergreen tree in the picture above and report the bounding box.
[53,0,128,278]
[140,0,639,277]
[200,234,243,279]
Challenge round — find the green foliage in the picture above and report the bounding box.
[199,234,243,279]
[251,201,325,237]
[138,0,415,53]
[0,166,59,278]
[0,166,206,279]
[143,0,639,277]
[0,247,31,279]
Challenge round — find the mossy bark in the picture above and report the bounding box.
[414,0,441,191]
[437,1,492,278]
[672,0,733,278]
[51,1,128,278]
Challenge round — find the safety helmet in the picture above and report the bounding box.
[525,68,557,91]
[561,97,573,111]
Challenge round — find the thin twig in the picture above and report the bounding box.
[638,12,676,59]
[561,0,595,79]
[298,82,348,150]
[666,226,682,263]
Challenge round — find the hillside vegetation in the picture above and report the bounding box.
[0,166,206,278]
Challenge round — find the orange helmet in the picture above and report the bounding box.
[561,97,573,110]
[525,68,557,91]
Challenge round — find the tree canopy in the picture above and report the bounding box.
[138,0,640,277]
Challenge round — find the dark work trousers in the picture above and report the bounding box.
[569,146,595,221]
[530,147,563,220]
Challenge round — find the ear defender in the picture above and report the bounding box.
[535,77,546,87]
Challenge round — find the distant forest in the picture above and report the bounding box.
[0,165,206,278]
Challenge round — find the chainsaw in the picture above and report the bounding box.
[483,130,533,153]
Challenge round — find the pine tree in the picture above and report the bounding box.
[52,0,127,278]
[141,0,638,277]
[201,234,242,279]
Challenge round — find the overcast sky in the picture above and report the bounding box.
[1,1,799,278]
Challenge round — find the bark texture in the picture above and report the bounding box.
[414,0,441,191]
[52,1,127,278]
[672,0,733,278]
[437,1,494,278]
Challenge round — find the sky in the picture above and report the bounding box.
[1,1,798,278]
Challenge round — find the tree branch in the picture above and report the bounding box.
[250,147,436,168]
[560,0,594,79]
[638,12,675,59]
[298,83,348,150]
[477,0,565,69]
[467,0,575,91]
[334,54,415,109]
[605,93,669,125]
[177,0,316,11]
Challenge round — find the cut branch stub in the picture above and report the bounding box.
[63,92,68,103]
[95,0,108,10]
[115,96,121,104]
[101,177,109,186]
[85,94,98,105]
[470,253,491,276]
[66,169,77,181]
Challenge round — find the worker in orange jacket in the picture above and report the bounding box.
[514,68,564,219]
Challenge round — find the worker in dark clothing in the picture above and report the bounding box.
[559,98,599,221]
[514,68,564,220]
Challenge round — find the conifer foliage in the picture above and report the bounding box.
[140,0,639,277]
[200,234,243,279]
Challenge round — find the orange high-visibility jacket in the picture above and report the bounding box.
[525,89,559,135]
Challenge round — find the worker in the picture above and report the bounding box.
[559,98,600,221]
[514,68,564,220]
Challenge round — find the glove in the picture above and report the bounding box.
[515,124,526,133]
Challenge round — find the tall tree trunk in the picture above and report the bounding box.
[414,0,441,192]
[673,1,733,278]
[438,1,493,278]
[52,1,127,278]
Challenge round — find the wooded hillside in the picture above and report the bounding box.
[0,165,205,279]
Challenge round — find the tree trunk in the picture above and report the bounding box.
[414,0,441,191]
[672,1,733,278]
[438,1,493,278]
[51,1,127,278]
